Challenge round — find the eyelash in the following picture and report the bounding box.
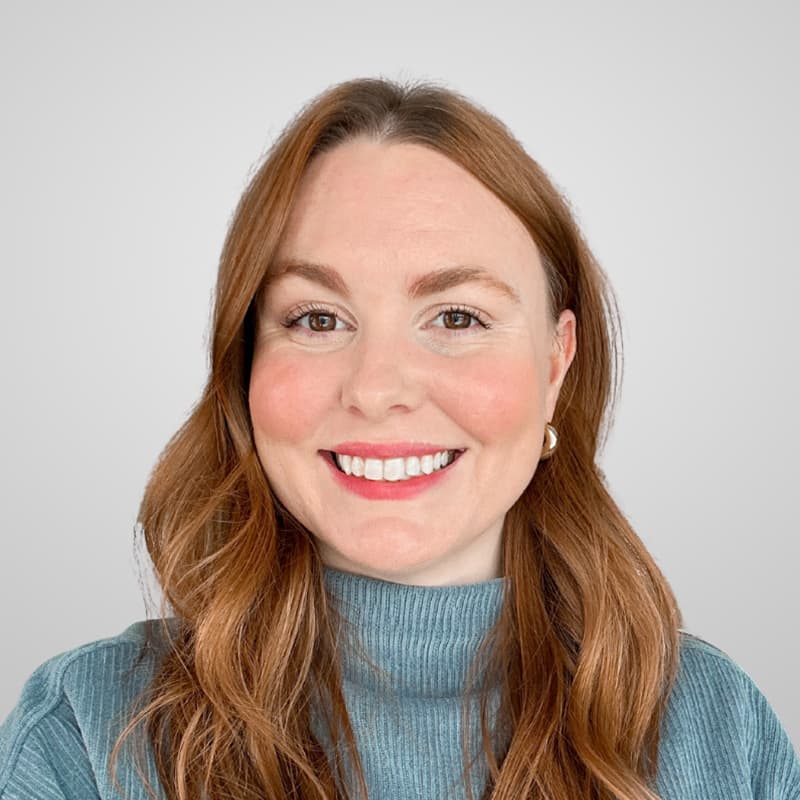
[280,303,492,337]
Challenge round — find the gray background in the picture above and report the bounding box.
[2,1,797,746]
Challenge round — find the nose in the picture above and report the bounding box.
[339,328,425,419]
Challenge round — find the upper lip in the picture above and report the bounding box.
[325,442,466,459]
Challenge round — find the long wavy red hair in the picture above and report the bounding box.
[110,76,683,800]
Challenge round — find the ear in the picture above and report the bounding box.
[544,309,577,421]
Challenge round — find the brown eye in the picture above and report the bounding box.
[308,312,337,332]
[432,306,489,333]
[443,310,472,329]
[281,305,345,336]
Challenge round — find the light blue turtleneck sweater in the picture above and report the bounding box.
[1,566,798,799]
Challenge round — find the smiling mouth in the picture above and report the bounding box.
[321,449,465,480]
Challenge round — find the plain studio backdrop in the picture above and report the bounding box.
[1,1,798,747]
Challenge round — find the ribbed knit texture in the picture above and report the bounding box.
[1,565,798,799]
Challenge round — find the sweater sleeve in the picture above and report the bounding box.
[1,625,166,800]
[0,693,101,800]
[745,673,800,799]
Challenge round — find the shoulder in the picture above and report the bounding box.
[655,630,800,798]
[671,631,789,732]
[673,630,752,697]
[669,630,790,742]
[0,619,176,799]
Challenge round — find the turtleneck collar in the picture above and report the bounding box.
[322,564,510,699]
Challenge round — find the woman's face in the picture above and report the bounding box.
[249,139,576,586]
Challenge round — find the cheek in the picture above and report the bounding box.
[248,352,333,443]
[437,352,541,441]
[248,347,543,446]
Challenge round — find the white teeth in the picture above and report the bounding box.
[382,457,405,481]
[364,458,383,480]
[333,450,457,481]
[405,456,421,476]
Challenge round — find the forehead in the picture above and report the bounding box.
[272,139,544,302]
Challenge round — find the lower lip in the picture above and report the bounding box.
[320,451,463,500]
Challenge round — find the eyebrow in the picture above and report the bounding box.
[265,258,522,305]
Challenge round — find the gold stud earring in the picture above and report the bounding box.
[540,422,558,460]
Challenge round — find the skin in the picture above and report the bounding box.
[249,138,576,587]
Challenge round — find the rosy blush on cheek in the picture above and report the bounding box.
[437,354,541,444]
[249,354,334,444]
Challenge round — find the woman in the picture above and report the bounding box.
[1,77,797,800]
